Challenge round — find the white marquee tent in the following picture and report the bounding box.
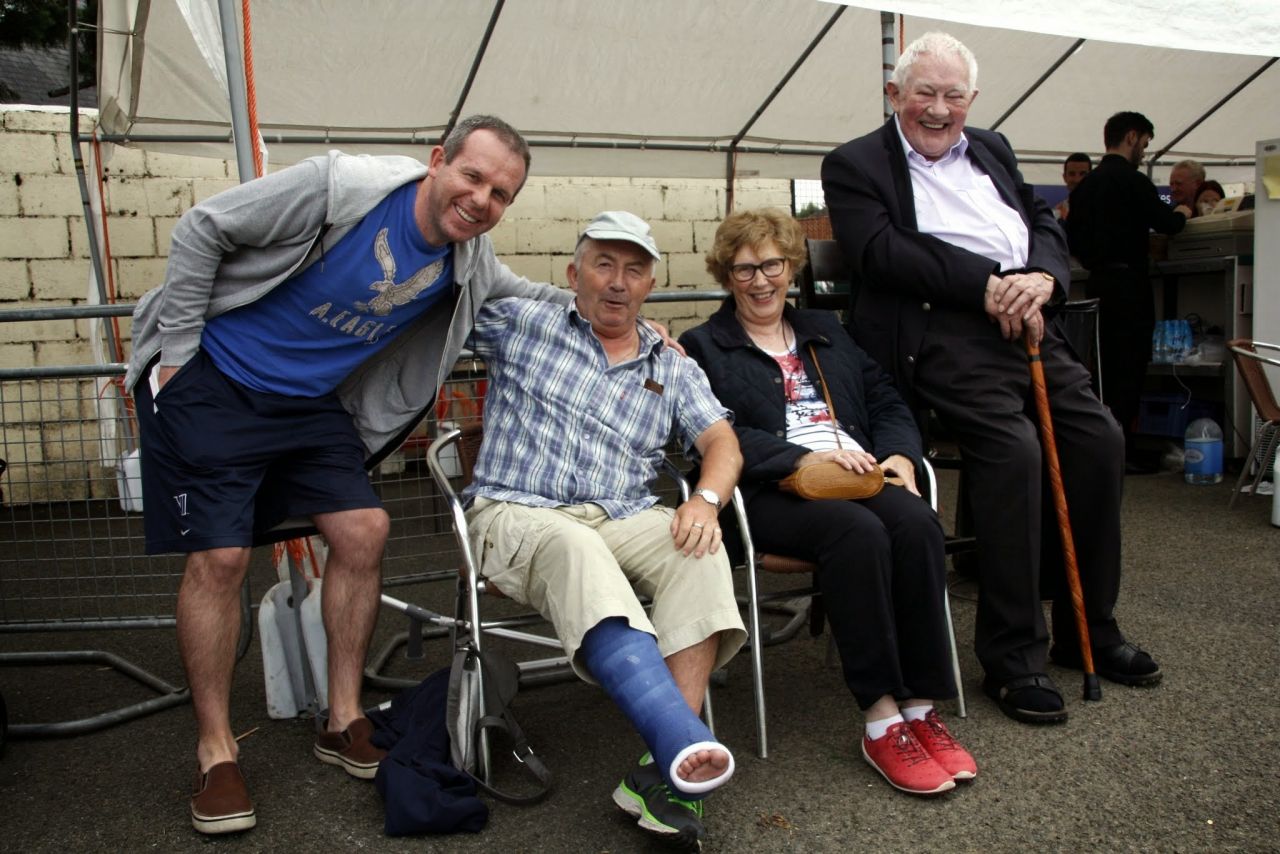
[95,0,1280,185]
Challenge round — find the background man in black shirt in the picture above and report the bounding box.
[1067,111,1191,470]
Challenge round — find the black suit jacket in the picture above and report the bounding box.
[821,119,1070,404]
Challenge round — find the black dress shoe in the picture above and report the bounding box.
[981,673,1068,724]
[1051,641,1162,687]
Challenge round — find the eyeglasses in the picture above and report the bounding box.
[729,257,787,282]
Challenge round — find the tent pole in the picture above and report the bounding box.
[67,0,113,324]
[725,151,735,216]
[723,5,846,217]
[990,39,1084,132]
[1147,57,1278,174]
[881,12,895,121]
[443,0,507,141]
[216,0,257,183]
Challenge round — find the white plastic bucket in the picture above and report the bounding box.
[116,449,144,512]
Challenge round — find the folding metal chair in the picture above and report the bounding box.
[1227,339,1280,508]
[389,427,720,785]
[1058,297,1104,404]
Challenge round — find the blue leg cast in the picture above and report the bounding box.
[580,617,733,797]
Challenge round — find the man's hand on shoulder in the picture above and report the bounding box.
[642,318,686,357]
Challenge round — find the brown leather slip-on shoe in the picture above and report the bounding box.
[191,761,256,835]
[313,716,386,779]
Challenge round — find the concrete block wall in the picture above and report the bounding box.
[1,106,792,501]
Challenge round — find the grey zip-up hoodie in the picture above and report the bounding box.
[126,150,571,462]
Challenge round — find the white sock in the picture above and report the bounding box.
[901,703,933,722]
[865,713,904,741]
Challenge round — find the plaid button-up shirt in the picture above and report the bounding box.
[462,298,730,519]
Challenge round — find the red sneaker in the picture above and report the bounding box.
[862,722,956,795]
[909,710,978,781]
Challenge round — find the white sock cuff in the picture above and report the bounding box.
[901,703,934,722]
[865,713,905,741]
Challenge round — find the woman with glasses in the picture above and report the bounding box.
[679,208,976,797]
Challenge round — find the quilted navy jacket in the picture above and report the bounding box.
[679,298,922,505]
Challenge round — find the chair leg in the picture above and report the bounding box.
[743,553,768,760]
[1232,428,1279,508]
[702,685,715,734]
[1251,429,1280,499]
[1229,439,1256,508]
[944,589,966,719]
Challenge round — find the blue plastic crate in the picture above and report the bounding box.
[1136,393,1222,438]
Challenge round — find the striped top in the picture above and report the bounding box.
[463,298,729,518]
[765,345,864,454]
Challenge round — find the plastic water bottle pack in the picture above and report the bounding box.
[1152,319,1193,365]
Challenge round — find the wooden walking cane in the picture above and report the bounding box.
[1025,331,1103,701]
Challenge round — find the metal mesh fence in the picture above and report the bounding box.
[0,365,491,630]
[0,308,688,632]
[0,362,182,628]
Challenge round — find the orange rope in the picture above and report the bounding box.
[240,0,264,178]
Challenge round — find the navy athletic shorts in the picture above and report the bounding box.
[133,350,382,555]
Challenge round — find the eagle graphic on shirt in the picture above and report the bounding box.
[355,227,446,316]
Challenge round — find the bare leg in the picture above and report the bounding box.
[866,694,901,722]
[178,547,252,773]
[312,507,389,732]
[665,633,730,784]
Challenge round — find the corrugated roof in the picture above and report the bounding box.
[0,45,96,107]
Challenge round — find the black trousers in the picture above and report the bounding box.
[913,312,1126,683]
[1086,268,1155,457]
[747,484,955,710]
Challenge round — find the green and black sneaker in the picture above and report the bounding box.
[612,754,706,851]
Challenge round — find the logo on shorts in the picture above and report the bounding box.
[174,492,189,517]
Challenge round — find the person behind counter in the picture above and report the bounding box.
[1192,180,1226,217]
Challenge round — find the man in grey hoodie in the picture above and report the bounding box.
[128,115,574,834]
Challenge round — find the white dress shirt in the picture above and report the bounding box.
[894,116,1029,272]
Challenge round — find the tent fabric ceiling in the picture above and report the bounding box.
[96,0,1278,184]
[833,0,1280,58]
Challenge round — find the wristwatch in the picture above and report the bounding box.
[692,487,722,511]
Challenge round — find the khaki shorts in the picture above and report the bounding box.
[465,498,746,683]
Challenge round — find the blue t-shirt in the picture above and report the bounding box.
[202,181,453,396]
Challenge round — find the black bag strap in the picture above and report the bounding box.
[456,646,554,805]
[468,707,554,805]
[807,343,843,449]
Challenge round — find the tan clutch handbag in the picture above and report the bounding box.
[776,343,886,501]
[778,460,884,500]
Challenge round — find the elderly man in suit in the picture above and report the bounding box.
[821,32,1161,726]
